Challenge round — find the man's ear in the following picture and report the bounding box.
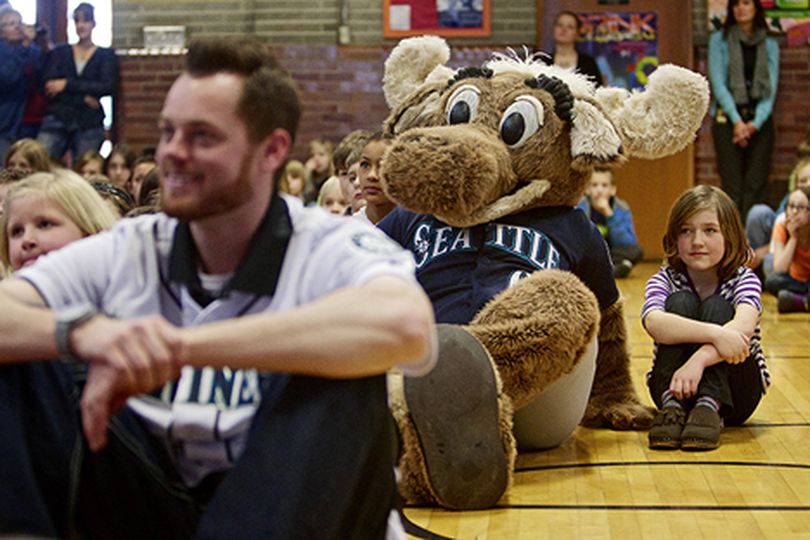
[259,128,293,174]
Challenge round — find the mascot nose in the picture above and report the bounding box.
[382,125,518,219]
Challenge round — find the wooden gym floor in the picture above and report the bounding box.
[404,262,810,539]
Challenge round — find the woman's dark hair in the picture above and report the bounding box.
[73,2,95,22]
[138,167,160,207]
[555,10,582,32]
[104,144,136,174]
[723,0,767,36]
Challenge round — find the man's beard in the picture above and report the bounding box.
[160,152,255,222]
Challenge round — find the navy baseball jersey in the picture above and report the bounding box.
[378,205,619,324]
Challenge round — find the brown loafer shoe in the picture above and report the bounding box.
[648,406,686,450]
[680,405,723,451]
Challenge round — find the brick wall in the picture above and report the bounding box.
[693,45,810,203]
[113,1,810,201]
[112,0,535,48]
[116,45,495,163]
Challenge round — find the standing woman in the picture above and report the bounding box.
[37,3,118,165]
[708,0,779,220]
[543,11,603,87]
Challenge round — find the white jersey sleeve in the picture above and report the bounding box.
[292,211,435,377]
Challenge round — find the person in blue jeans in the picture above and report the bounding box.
[0,37,436,539]
[577,168,643,278]
[0,6,42,161]
[36,3,118,165]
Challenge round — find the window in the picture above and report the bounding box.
[66,0,112,47]
[8,1,36,25]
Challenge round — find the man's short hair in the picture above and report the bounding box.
[185,37,301,145]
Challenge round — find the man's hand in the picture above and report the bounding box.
[44,79,67,97]
[670,355,706,401]
[710,326,749,363]
[74,315,185,451]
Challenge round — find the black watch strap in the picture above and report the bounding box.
[54,304,97,363]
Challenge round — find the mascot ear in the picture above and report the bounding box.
[570,99,624,170]
[382,35,457,135]
[595,64,709,160]
[383,35,453,110]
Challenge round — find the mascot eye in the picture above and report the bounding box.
[445,84,481,125]
[499,96,544,148]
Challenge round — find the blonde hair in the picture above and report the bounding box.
[317,175,342,205]
[1,171,118,268]
[4,138,51,172]
[308,138,334,176]
[279,159,306,196]
[662,185,749,281]
[788,156,810,192]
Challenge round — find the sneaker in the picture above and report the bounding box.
[613,259,633,279]
[680,405,723,451]
[777,290,810,313]
[648,406,686,449]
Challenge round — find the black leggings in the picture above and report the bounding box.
[647,291,763,425]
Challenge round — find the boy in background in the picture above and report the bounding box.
[577,168,643,278]
[332,129,370,215]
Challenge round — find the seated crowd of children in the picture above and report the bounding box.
[3,119,808,457]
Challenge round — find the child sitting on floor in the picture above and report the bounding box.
[643,185,769,451]
[577,168,643,278]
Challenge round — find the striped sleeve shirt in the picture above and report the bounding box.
[641,265,770,393]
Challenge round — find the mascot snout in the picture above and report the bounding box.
[382,124,517,222]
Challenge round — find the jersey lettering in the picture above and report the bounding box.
[485,223,560,270]
[170,366,262,408]
[412,220,474,269]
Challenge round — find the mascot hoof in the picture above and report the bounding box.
[404,324,509,509]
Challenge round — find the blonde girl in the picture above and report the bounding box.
[764,185,810,311]
[278,159,306,200]
[1,170,116,272]
[317,176,348,215]
[642,185,768,451]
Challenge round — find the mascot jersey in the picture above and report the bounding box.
[379,205,619,324]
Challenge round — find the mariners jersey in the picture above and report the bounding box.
[378,205,619,324]
[19,194,422,486]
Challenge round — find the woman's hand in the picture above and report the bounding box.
[732,120,751,147]
[45,79,67,97]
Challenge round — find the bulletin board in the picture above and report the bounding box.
[383,0,491,38]
[576,12,659,90]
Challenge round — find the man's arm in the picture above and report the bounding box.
[80,275,435,451]
[0,279,58,363]
[181,275,435,377]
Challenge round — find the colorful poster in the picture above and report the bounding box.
[577,12,658,90]
[708,0,810,46]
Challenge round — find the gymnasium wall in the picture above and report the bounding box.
[112,0,810,196]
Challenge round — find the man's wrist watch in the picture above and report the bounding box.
[54,304,97,363]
